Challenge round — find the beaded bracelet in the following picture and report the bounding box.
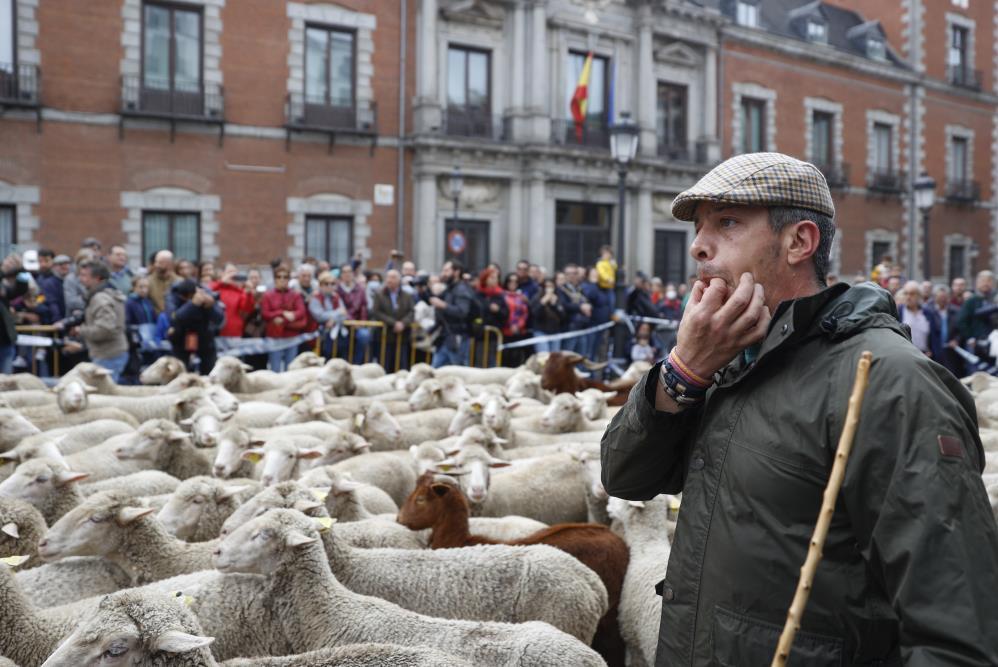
[668,348,711,389]
[660,356,709,406]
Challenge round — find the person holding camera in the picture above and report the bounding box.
[0,254,31,373]
[211,263,256,339]
[167,279,223,374]
[71,260,129,382]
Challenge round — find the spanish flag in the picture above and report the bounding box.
[570,52,594,141]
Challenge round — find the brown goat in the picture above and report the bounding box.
[398,473,629,667]
[540,352,628,406]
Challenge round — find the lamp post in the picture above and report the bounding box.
[609,112,639,305]
[448,166,463,260]
[913,173,936,281]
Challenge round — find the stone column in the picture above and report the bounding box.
[414,172,440,269]
[507,178,526,267]
[701,45,720,162]
[637,5,657,157]
[526,174,548,266]
[635,185,654,275]
[414,0,442,132]
[507,1,527,140]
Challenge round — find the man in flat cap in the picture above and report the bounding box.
[601,152,998,665]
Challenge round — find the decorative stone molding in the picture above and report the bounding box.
[286,194,373,265]
[655,41,702,68]
[944,124,975,186]
[120,188,222,265]
[14,0,40,67]
[0,180,40,250]
[436,178,501,210]
[731,81,776,154]
[803,97,843,166]
[120,0,226,85]
[943,233,974,283]
[441,0,505,28]
[286,3,376,115]
[900,0,925,72]
[864,228,899,278]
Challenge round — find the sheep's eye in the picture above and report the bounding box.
[89,514,107,523]
[255,509,267,517]
[102,643,128,658]
[192,497,204,505]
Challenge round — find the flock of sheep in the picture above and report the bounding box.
[0,352,672,667]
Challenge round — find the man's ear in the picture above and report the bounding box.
[785,219,822,270]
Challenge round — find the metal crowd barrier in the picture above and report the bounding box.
[15,324,62,376]
[469,325,504,368]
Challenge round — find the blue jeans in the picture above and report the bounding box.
[0,344,14,375]
[268,344,297,372]
[93,352,130,384]
[534,338,562,353]
[339,327,372,364]
[432,335,470,368]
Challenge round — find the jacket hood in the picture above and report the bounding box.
[814,281,906,341]
[88,281,126,304]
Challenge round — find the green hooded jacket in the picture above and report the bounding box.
[602,282,998,666]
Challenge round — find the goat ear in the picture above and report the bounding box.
[429,483,451,497]
[240,362,254,372]
[487,457,512,469]
[1,522,19,539]
[54,470,90,486]
[168,430,190,443]
[117,506,155,525]
[285,531,317,548]
[351,438,371,452]
[153,630,215,654]
[297,448,323,460]
[241,449,264,463]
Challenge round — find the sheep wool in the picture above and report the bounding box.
[0,497,47,568]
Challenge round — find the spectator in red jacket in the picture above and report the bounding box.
[211,263,256,338]
[261,266,306,371]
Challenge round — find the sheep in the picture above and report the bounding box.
[0,372,48,391]
[157,476,259,542]
[43,589,472,667]
[0,458,90,524]
[111,420,214,481]
[509,392,610,434]
[0,496,47,568]
[209,356,322,393]
[211,423,357,479]
[436,447,589,524]
[308,469,398,521]
[357,402,456,450]
[398,474,629,665]
[215,509,607,665]
[3,405,139,436]
[181,403,291,447]
[218,482,607,644]
[170,385,240,423]
[139,355,187,385]
[408,377,469,411]
[505,371,553,404]
[82,392,199,422]
[606,496,674,667]
[1,389,58,408]
[0,420,135,467]
[288,350,326,370]
[318,358,404,396]
[434,364,519,385]
[303,450,417,506]
[79,470,181,498]
[575,388,619,421]
[243,436,328,486]
[39,489,216,586]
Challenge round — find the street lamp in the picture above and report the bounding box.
[449,166,463,243]
[609,112,639,305]
[913,173,936,280]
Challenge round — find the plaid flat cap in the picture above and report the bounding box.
[672,152,835,221]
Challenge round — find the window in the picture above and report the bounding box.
[871,240,891,272]
[656,83,688,159]
[565,51,608,120]
[867,38,886,61]
[447,46,490,111]
[950,136,969,183]
[554,202,611,271]
[949,244,967,283]
[736,1,758,27]
[807,20,827,43]
[654,230,687,286]
[142,211,200,262]
[445,219,490,273]
[811,111,833,167]
[0,0,13,72]
[872,122,893,173]
[949,25,968,69]
[142,2,202,94]
[0,205,14,260]
[305,216,352,267]
[305,25,355,109]
[741,98,766,153]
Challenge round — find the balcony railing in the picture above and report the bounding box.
[867,168,907,194]
[121,75,224,121]
[657,140,710,165]
[0,64,40,108]
[814,162,850,189]
[551,117,610,150]
[946,179,980,203]
[285,93,377,153]
[443,108,509,142]
[948,64,982,91]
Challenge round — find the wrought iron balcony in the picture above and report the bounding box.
[0,64,40,108]
[946,179,980,203]
[814,162,850,189]
[442,108,509,142]
[948,65,982,91]
[551,117,610,150]
[120,75,224,143]
[867,168,907,194]
[656,140,711,165]
[285,93,377,153]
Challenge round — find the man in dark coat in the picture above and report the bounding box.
[370,269,415,371]
[430,259,475,367]
[602,152,998,666]
[925,284,964,377]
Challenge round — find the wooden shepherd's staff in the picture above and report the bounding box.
[771,350,873,667]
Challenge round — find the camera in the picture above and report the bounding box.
[61,311,85,329]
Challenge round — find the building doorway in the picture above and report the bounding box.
[555,201,612,270]
[445,219,490,273]
[654,230,688,285]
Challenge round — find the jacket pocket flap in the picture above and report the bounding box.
[711,606,843,667]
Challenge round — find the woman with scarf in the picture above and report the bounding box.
[501,272,531,368]
[474,267,508,366]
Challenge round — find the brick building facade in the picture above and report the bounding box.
[0,0,411,271]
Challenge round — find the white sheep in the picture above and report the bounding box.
[575,388,618,421]
[510,392,610,434]
[357,402,456,450]
[211,423,356,479]
[157,476,259,542]
[4,404,140,434]
[288,350,326,370]
[243,436,328,486]
[0,419,135,467]
[169,385,240,423]
[0,496,47,568]
[303,449,417,506]
[59,362,203,397]
[0,457,90,524]
[606,495,674,667]
[318,358,404,396]
[505,371,553,403]
[215,509,606,665]
[79,470,181,498]
[309,469,398,521]
[209,356,322,393]
[434,364,519,385]
[39,489,216,586]
[181,402,290,447]
[139,355,187,385]
[0,388,58,408]
[0,372,48,391]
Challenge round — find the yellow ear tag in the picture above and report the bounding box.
[314,517,335,533]
[668,497,682,511]
[312,487,330,502]
[290,394,301,403]
[172,591,195,606]
[437,464,453,472]
[471,403,482,413]
[0,555,30,567]
[244,452,263,464]
[354,414,364,429]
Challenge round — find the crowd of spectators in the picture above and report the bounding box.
[7,240,994,381]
